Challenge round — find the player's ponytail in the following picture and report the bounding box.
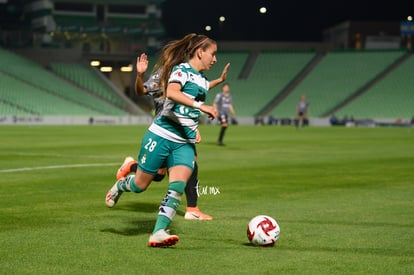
[159,33,197,97]
[157,33,216,98]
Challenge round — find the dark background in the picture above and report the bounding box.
[0,0,411,42]
[161,0,412,41]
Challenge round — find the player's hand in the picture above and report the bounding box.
[136,53,148,75]
[200,105,217,120]
[219,63,230,82]
[195,129,202,143]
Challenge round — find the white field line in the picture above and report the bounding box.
[0,163,119,173]
[1,152,120,159]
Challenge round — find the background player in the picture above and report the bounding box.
[213,83,236,146]
[295,94,310,128]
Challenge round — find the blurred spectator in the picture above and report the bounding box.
[255,116,264,125]
[267,115,276,125]
[330,114,339,125]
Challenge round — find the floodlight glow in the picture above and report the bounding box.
[100,66,112,72]
[90,60,100,66]
[259,7,267,14]
[120,65,133,72]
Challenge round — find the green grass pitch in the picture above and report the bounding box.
[1,125,413,274]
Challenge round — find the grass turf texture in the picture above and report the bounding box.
[0,125,413,274]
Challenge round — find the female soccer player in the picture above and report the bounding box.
[113,51,229,220]
[105,34,222,247]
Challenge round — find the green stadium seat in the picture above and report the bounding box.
[271,50,407,118]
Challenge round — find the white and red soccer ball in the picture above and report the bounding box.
[247,215,280,246]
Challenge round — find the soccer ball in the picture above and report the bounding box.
[247,215,280,246]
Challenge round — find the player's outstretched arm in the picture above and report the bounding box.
[135,53,149,95]
[209,63,230,90]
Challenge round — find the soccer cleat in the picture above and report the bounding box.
[116,156,137,180]
[148,229,179,247]
[105,183,123,208]
[184,206,213,220]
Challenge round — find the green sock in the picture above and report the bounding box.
[116,175,143,193]
[152,181,186,234]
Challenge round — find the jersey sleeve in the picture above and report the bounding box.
[168,65,188,87]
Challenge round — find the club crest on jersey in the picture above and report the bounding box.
[174,71,182,77]
[189,73,195,81]
[140,153,147,164]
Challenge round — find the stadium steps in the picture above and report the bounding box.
[49,63,127,108]
[239,51,259,79]
[334,51,414,119]
[0,71,103,115]
[269,49,407,118]
[231,50,318,116]
[204,50,318,117]
[256,51,322,116]
[0,69,121,115]
[322,50,411,117]
[0,99,36,115]
[0,48,129,115]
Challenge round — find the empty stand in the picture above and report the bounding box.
[206,50,316,117]
[0,48,128,115]
[50,63,126,108]
[1,47,411,120]
[270,50,407,118]
[0,71,103,115]
[335,53,414,119]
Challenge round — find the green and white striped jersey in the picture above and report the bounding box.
[149,63,210,143]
